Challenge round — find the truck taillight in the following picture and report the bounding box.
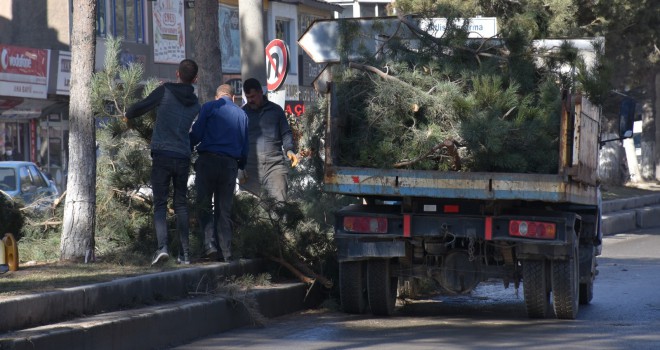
[509,220,556,239]
[343,216,388,234]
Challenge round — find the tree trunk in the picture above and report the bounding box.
[640,98,655,181]
[239,0,266,85]
[193,0,222,104]
[654,73,660,182]
[598,133,629,186]
[61,0,97,262]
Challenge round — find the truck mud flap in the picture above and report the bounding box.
[337,239,405,261]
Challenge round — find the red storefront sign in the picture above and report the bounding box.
[285,101,305,117]
[30,119,37,162]
[0,44,50,99]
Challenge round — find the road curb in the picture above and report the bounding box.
[0,259,266,333]
[0,283,311,350]
[600,194,660,236]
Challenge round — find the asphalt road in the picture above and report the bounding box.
[172,230,660,350]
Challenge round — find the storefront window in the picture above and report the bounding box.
[97,0,145,43]
[276,18,291,42]
[1,121,28,162]
[37,114,68,191]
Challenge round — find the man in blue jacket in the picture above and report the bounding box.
[125,59,200,265]
[190,84,249,262]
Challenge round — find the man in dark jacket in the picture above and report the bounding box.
[125,59,200,265]
[240,78,298,202]
[190,84,248,262]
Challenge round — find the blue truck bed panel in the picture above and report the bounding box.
[324,166,598,205]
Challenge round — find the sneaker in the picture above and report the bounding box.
[151,248,169,266]
[204,243,219,260]
[177,253,190,265]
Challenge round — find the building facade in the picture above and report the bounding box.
[0,0,339,192]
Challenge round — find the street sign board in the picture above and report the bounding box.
[265,39,289,91]
[298,18,408,64]
[298,17,498,64]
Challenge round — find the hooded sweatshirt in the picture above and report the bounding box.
[126,82,200,159]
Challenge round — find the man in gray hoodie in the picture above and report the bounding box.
[125,59,200,265]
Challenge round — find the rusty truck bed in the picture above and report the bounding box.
[323,166,598,205]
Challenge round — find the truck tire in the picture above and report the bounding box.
[367,259,397,316]
[552,244,580,319]
[339,261,367,314]
[579,245,596,305]
[523,259,551,318]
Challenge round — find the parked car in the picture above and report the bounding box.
[0,161,59,209]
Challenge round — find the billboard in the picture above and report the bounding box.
[153,0,186,64]
[0,44,50,99]
[219,4,241,73]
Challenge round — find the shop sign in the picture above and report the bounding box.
[285,101,305,117]
[0,44,50,99]
[56,51,71,96]
[225,78,243,96]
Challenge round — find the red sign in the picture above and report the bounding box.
[30,120,37,162]
[265,39,289,91]
[285,101,305,117]
[0,44,50,99]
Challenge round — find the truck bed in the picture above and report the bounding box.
[324,166,598,205]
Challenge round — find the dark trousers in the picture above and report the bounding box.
[151,155,190,253]
[195,153,238,259]
[242,153,288,202]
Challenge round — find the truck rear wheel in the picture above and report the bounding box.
[367,259,397,316]
[552,244,580,319]
[339,261,367,314]
[523,259,551,318]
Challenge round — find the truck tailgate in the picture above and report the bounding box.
[324,166,598,205]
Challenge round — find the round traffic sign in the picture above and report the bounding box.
[265,39,289,91]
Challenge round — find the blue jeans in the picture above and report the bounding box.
[195,153,238,259]
[151,155,190,253]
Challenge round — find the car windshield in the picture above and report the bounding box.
[0,167,17,191]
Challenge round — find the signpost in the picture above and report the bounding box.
[265,39,289,91]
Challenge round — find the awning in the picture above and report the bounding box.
[0,97,58,120]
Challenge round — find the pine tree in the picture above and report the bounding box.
[316,13,594,173]
[91,36,162,259]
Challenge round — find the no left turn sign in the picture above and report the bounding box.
[265,39,289,91]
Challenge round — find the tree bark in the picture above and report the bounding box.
[193,0,222,104]
[640,98,655,181]
[239,0,266,86]
[598,133,629,186]
[61,0,97,262]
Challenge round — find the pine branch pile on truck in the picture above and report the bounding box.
[326,15,600,173]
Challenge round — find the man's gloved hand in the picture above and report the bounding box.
[287,151,299,168]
